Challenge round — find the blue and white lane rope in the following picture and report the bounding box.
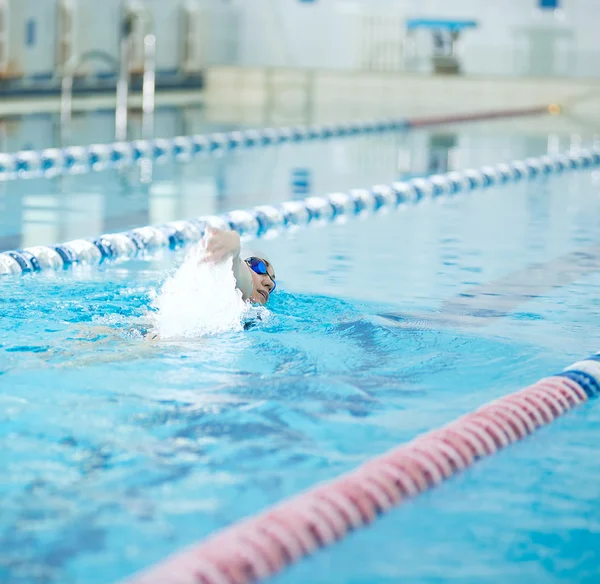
[0,104,553,183]
[0,118,409,182]
[1,146,598,276]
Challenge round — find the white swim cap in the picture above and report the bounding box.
[241,248,272,264]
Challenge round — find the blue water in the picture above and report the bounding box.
[0,107,557,252]
[2,112,600,584]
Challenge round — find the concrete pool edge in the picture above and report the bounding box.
[119,358,600,584]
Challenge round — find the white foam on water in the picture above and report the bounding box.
[150,243,251,338]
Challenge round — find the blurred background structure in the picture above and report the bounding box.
[1,0,598,83]
[0,0,598,126]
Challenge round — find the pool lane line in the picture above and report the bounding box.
[119,357,600,584]
[1,143,598,278]
[0,143,598,277]
[0,105,554,183]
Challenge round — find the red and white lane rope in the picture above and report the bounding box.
[120,358,600,584]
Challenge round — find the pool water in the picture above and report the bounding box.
[0,107,562,253]
[1,112,600,584]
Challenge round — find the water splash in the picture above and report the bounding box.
[150,244,250,338]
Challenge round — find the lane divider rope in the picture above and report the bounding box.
[0,106,550,183]
[120,357,600,584]
[1,142,597,277]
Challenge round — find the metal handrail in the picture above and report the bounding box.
[116,1,156,142]
[59,2,156,145]
[60,50,119,128]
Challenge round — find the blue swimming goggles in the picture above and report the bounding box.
[246,257,276,291]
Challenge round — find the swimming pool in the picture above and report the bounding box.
[1,110,600,584]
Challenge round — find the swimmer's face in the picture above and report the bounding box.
[246,257,276,305]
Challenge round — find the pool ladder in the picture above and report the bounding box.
[60,0,156,143]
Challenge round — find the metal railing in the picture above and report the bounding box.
[59,1,156,144]
[116,0,156,142]
[60,50,120,135]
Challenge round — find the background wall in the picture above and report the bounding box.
[235,0,599,77]
[0,0,239,90]
[0,0,598,90]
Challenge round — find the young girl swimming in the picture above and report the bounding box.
[71,227,277,344]
[202,227,276,305]
[140,227,276,341]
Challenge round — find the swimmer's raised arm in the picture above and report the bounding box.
[202,228,253,300]
[202,228,277,305]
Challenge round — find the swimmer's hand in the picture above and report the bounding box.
[200,228,253,300]
[202,228,241,264]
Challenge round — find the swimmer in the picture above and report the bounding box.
[135,228,274,341]
[202,227,276,305]
[14,228,276,365]
[64,227,277,348]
